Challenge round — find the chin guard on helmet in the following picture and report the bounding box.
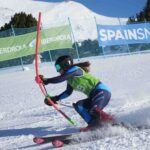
[55,64,61,72]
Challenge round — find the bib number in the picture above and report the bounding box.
[76,85,85,92]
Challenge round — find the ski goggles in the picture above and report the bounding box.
[55,64,61,72]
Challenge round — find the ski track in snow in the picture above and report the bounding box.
[0,53,150,150]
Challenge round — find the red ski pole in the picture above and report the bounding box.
[35,12,75,125]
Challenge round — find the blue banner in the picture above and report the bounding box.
[97,23,150,46]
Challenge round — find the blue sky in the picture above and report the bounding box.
[34,0,147,18]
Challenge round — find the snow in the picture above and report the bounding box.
[0,0,127,41]
[0,0,150,149]
[0,0,56,27]
[0,0,125,26]
[0,53,150,149]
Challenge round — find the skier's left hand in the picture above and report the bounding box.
[44,96,59,106]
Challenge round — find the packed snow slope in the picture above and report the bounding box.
[0,53,150,150]
[0,0,124,27]
[0,0,127,41]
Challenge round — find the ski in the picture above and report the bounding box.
[33,133,77,144]
[33,122,150,148]
[33,129,100,148]
[33,123,125,148]
[33,123,106,145]
[33,122,124,147]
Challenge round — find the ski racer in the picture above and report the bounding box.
[35,55,113,131]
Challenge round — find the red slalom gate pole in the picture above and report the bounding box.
[35,12,75,125]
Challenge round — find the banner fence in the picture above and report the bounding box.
[0,17,150,69]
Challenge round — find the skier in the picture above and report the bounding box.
[35,55,113,131]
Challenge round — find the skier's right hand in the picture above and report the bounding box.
[35,75,48,85]
[35,75,43,84]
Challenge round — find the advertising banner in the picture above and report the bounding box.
[97,23,150,46]
[0,25,72,61]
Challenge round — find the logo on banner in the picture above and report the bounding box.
[29,39,36,48]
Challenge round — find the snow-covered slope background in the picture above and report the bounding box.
[0,53,150,150]
[0,0,150,149]
[0,0,127,41]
